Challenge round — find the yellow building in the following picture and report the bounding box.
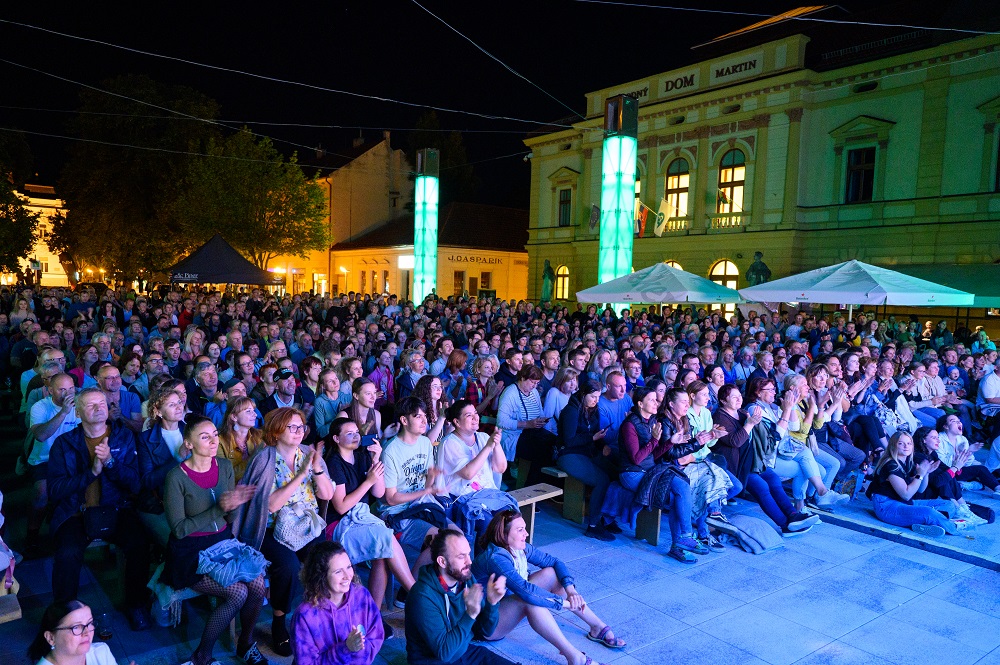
[7,184,70,287]
[524,9,1000,324]
[268,131,414,295]
[330,202,529,301]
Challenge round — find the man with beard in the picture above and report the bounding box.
[405,529,512,665]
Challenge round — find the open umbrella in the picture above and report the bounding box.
[738,260,975,309]
[576,262,743,304]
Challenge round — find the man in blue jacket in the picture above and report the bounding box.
[48,387,152,630]
[405,529,514,665]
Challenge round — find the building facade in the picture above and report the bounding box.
[524,21,1000,311]
[268,132,414,295]
[6,184,71,287]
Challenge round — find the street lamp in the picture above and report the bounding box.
[413,149,439,304]
[598,94,638,313]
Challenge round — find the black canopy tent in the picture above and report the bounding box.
[168,234,285,285]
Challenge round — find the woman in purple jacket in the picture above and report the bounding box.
[291,541,384,665]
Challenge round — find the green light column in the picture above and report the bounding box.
[598,95,638,312]
[413,148,440,304]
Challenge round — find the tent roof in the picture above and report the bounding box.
[576,262,743,304]
[891,263,1000,309]
[738,260,975,307]
[169,234,285,285]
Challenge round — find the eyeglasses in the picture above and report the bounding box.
[53,621,96,636]
[286,424,307,433]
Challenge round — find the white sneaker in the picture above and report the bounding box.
[816,490,849,506]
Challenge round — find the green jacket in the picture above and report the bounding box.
[404,564,500,664]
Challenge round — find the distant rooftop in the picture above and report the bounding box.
[334,202,528,253]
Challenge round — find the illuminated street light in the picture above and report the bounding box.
[598,95,638,313]
[413,148,439,304]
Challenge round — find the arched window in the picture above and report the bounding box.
[717,149,745,214]
[709,259,740,314]
[555,265,570,300]
[664,260,683,271]
[664,159,689,219]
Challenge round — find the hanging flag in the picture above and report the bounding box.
[654,198,670,236]
[588,204,600,232]
[717,188,731,207]
[636,206,649,238]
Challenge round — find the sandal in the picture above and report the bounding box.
[587,625,626,649]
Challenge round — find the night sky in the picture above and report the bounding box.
[0,1,941,207]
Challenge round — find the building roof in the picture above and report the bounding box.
[334,202,528,253]
[295,135,389,175]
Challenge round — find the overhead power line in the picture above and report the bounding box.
[0,17,577,127]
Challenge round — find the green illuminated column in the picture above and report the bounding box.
[598,95,638,310]
[413,148,440,304]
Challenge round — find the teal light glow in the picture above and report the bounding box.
[413,174,439,303]
[598,134,638,287]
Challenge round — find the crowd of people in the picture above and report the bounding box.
[4,283,1000,665]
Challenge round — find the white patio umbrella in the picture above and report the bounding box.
[739,260,975,315]
[576,262,743,304]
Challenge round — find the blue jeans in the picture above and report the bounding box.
[745,468,795,528]
[871,494,958,534]
[709,469,743,514]
[620,470,701,543]
[913,407,946,428]
[557,453,610,527]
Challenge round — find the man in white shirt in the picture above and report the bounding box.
[26,372,81,553]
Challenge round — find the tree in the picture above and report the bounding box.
[172,129,329,269]
[407,111,479,204]
[0,178,40,275]
[57,75,220,280]
[0,131,34,187]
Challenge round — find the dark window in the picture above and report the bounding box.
[846,147,876,203]
[558,189,572,227]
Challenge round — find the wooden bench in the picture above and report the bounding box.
[541,467,586,525]
[508,483,563,543]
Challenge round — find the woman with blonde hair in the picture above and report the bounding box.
[218,395,265,482]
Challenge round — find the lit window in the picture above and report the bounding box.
[634,173,642,219]
[845,147,876,203]
[555,265,570,300]
[709,260,739,314]
[717,150,745,214]
[558,189,572,227]
[665,159,689,218]
[664,260,683,271]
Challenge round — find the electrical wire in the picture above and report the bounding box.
[568,0,999,36]
[409,0,583,119]
[0,104,541,133]
[0,17,577,127]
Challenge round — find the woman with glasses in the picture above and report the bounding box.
[472,510,625,664]
[218,395,265,483]
[28,601,133,665]
[231,407,334,656]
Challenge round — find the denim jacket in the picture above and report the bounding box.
[471,542,574,611]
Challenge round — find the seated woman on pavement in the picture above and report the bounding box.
[781,374,844,511]
[745,377,848,513]
[935,413,999,493]
[685,380,742,517]
[713,383,819,536]
[163,415,267,665]
[323,416,414,624]
[557,378,619,542]
[438,400,514,545]
[472,510,625,665]
[136,388,188,547]
[291,541,384,665]
[231,407,334,657]
[868,431,961,537]
[337,377,393,440]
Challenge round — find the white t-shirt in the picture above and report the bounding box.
[380,434,434,515]
[28,397,82,465]
[37,641,115,665]
[161,427,185,461]
[978,371,1000,408]
[438,432,498,495]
